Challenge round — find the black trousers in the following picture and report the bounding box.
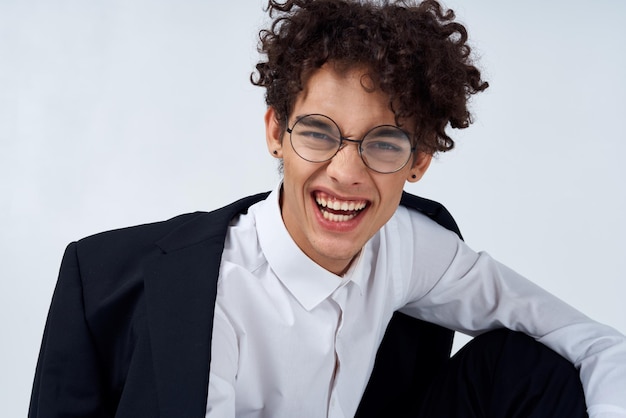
[410,329,588,418]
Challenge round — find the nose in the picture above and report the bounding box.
[325,141,367,185]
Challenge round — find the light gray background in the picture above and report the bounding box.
[2,1,625,416]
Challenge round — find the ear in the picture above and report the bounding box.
[407,152,432,183]
[265,107,284,158]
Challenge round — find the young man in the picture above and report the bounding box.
[30,1,626,417]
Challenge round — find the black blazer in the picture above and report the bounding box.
[29,192,462,418]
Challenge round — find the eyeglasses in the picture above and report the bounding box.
[286,114,416,174]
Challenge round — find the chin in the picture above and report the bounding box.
[312,239,362,269]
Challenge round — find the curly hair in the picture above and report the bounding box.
[251,0,489,154]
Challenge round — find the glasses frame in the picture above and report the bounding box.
[286,114,416,174]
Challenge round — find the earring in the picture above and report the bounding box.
[411,174,417,179]
[273,150,278,155]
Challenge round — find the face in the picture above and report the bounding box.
[265,64,431,275]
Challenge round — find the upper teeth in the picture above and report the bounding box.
[316,195,367,211]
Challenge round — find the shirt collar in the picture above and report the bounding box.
[255,183,366,311]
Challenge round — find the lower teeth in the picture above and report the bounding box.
[322,209,356,222]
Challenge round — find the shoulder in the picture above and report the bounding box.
[383,192,464,262]
[75,212,206,261]
[73,192,271,268]
[399,191,463,240]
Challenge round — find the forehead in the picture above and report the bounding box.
[293,64,397,130]
[291,62,421,138]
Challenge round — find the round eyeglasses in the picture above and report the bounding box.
[286,114,416,174]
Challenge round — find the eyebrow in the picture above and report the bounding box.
[295,115,337,133]
[293,114,407,139]
[369,126,409,139]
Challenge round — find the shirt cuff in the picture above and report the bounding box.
[587,404,626,418]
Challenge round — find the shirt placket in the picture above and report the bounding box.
[327,283,350,418]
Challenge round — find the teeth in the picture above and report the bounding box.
[314,192,368,223]
[315,194,367,211]
[322,210,357,222]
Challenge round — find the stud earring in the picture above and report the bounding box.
[411,174,417,179]
[273,150,278,155]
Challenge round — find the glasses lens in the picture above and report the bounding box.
[290,115,341,162]
[361,126,413,173]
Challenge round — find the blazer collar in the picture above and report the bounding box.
[143,192,269,416]
[400,191,463,240]
[156,192,271,253]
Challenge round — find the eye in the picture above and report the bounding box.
[301,130,336,142]
[363,126,411,155]
[292,116,341,150]
[365,140,403,152]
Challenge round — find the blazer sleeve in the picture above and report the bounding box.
[29,242,109,418]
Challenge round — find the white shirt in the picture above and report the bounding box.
[207,185,626,418]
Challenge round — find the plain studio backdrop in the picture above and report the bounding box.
[1,1,625,416]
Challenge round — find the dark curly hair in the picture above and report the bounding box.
[251,0,488,154]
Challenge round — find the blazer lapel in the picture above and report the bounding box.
[144,193,269,417]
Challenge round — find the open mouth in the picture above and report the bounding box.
[314,192,368,223]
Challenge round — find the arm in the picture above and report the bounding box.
[206,301,238,417]
[29,242,109,418]
[402,237,626,417]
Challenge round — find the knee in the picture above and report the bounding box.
[455,329,587,417]
[463,329,584,394]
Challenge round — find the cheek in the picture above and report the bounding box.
[375,177,407,212]
[281,162,316,205]
[377,175,407,197]
[284,155,322,184]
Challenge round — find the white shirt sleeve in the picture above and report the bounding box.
[398,215,626,417]
[206,297,238,418]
